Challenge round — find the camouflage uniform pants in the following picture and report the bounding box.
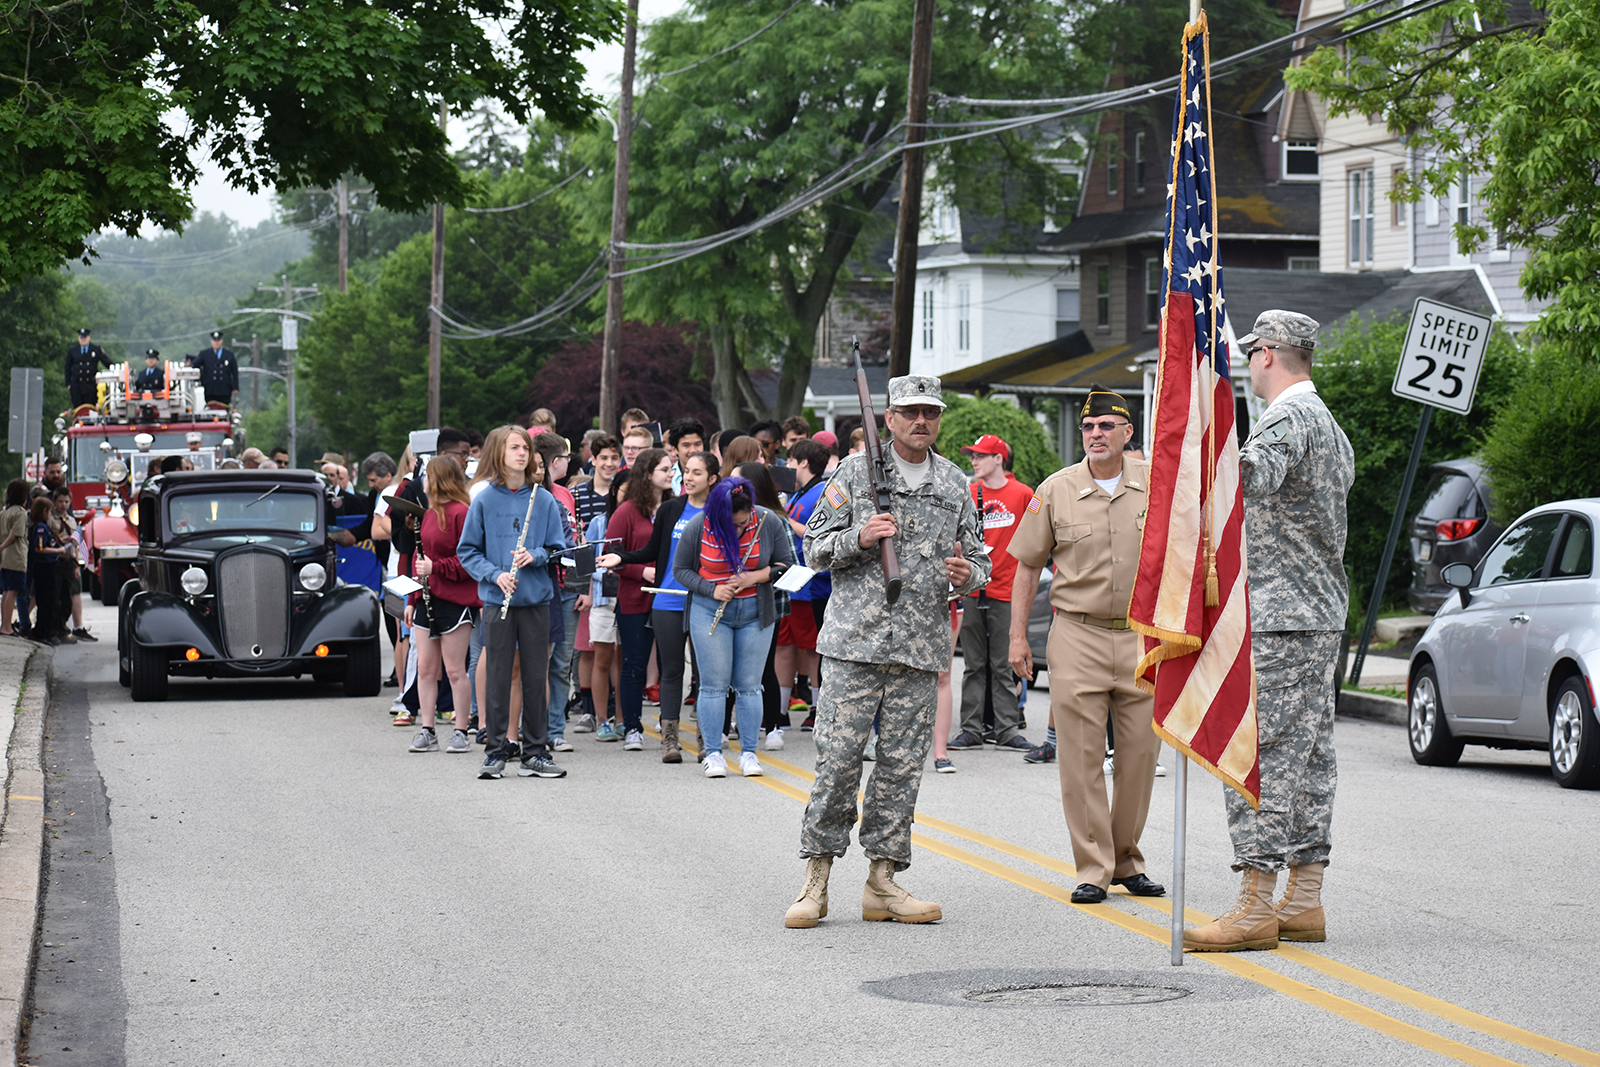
[1225,630,1341,872]
[800,657,936,871]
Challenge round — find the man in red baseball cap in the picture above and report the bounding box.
[944,434,1038,767]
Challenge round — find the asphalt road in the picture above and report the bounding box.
[25,601,1600,1067]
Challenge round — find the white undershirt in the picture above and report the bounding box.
[890,446,931,490]
[1093,474,1121,496]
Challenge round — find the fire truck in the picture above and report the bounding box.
[60,359,240,605]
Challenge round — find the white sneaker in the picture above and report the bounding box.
[739,751,763,777]
[624,729,644,751]
[765,728,785,751]
[704,751,728,778]
[552,736,574,753]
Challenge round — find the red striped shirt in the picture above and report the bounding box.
[699,521,761,598]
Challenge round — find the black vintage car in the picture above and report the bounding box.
[116,469,383,701]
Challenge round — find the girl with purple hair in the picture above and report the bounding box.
[672,476,794,778]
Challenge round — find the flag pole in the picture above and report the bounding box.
[1171,754,1188,964]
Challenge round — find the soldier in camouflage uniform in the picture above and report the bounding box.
[785,374,990,929]
[1186,310,1355,953]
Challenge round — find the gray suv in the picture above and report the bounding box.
[1409,459,1502,614]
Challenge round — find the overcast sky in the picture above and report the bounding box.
[189,2,688,228]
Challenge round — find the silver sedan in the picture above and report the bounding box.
[1407,498,1600,788]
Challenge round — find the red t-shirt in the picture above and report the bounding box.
[970,473,1034,601]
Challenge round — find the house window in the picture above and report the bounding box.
[1095,265,1111,328]
[1455,172,1472,228]
[1392,166,1408,227]
[1106,149,1119,197]
[1287,257,1320,271]
[1424,153,1440,226]
[957,284,971,351]
[1144,258,1162,329]
[1282,140,1319,179]
[1055,288,1080,338]
[1349,167,1375,266]
[1134,132,1147,191]
[921,289,934,350]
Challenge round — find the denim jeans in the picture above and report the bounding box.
[687,595,770,756]
[616,610,652,734]
[548,590,579,740]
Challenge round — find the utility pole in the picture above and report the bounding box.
[255,276,319,464]
[427,105,448,429]
[230,332,263,412]
[598,0,640,436]
[888,0,937,379]
[337,179,350,293]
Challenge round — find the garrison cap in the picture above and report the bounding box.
[1239,309,1319,353]
[1080,383,1132,421]
[887,375,946,410]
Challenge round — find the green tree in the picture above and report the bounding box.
[0,274,81,481]
[936,394,1061,491]
[1310,312,1529,619]
[2,0,622,284]
[1480,347,1600,522]
[1286,0,1600,355]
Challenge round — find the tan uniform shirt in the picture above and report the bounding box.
[1007,457,1149,620]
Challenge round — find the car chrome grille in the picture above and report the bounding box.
[218,551,288,660]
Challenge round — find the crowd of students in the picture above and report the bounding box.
[2,471,97,645]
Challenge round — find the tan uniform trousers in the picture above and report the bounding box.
[1048,615,1159,889]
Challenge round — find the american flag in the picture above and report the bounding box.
[1128,20,1259,807]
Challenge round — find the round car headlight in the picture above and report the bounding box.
[299,562,327,592]
[180,566,209,596]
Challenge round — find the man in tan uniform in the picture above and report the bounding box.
[1007,387,1165,904]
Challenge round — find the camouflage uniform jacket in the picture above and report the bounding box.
[805,449,989,673]
[1240,384,1355,633]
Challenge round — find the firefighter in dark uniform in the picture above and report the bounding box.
[66,328,113,408]
[187,330,239,407]
[133,349,165,394]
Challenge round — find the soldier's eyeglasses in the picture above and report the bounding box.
[1080,419,1126,434]
[1247,345,1283,357]
[892,406,943,421]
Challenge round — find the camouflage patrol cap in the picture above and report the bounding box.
[887,375,946,410]
[1239,309,1319,353]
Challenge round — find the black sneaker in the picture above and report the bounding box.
[801,714,816,731]
[996,735,1033,752]
[983,725,998,745]
[1023,742,1057,764]
[384,671,399,688]
[947,730,985,751]
[72,627,98,642]
[518,754,567,779]
[501,741,522,763]
[478,753,506,779]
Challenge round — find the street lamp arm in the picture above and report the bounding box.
[237,367,288,382]
[235,307,317,321]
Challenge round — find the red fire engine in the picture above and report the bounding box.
[61,360,240,604]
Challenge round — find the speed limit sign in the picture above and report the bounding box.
[1391,298,1492,415]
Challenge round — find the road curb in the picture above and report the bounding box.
[0,646,53,1067]
[1338,689,1407,728]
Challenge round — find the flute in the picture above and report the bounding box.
[501,483,539,621]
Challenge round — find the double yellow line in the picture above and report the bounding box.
[661,718,1596,1067]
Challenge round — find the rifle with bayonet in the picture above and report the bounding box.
[853,336,902,605]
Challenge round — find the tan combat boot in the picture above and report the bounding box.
[1275,862,1326,942]
[1183,868,1279,952]
[862,859,942,923]
[660,720,683,764]
[784,856,832,928]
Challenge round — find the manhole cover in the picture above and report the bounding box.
[962,983,1190,1006]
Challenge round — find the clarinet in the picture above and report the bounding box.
[419,546,434,622]
[501,483,539,621]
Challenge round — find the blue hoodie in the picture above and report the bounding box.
[458,482,572,609]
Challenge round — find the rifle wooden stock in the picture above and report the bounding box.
[853,343,902,605]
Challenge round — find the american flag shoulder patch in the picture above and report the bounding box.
[825,483,847,509]
[1025,495,1042,515]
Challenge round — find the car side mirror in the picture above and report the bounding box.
[1441,562,1474,608]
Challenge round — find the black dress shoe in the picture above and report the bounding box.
[1071,883,1107,904]
[1111,873,1167,897]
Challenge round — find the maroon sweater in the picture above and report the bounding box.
[606,500,658,615]
[416,501,480,608]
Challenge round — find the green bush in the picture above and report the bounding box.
[937,392,1062,490]
[1480,346,1600,521]
[1311,312,1529,624]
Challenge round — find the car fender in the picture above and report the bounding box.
[126,590,221,654]
[1540,643,1600,709]
[292,585,381,654]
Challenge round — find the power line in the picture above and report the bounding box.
[649,0,807,80]
[463,167,592,214]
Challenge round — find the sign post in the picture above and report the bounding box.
[8,367,44,456]
[1349,299,1493,686]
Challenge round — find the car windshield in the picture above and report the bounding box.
[1478,513,1562,585]
[1416,469,1483,521]
[166,488,320,539]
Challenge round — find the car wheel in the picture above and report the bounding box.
[1408,663,1464,766]
[100,568,122,607]
[343,635,382,697]
[129,638,169,702]
[1549,677,1600,790]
